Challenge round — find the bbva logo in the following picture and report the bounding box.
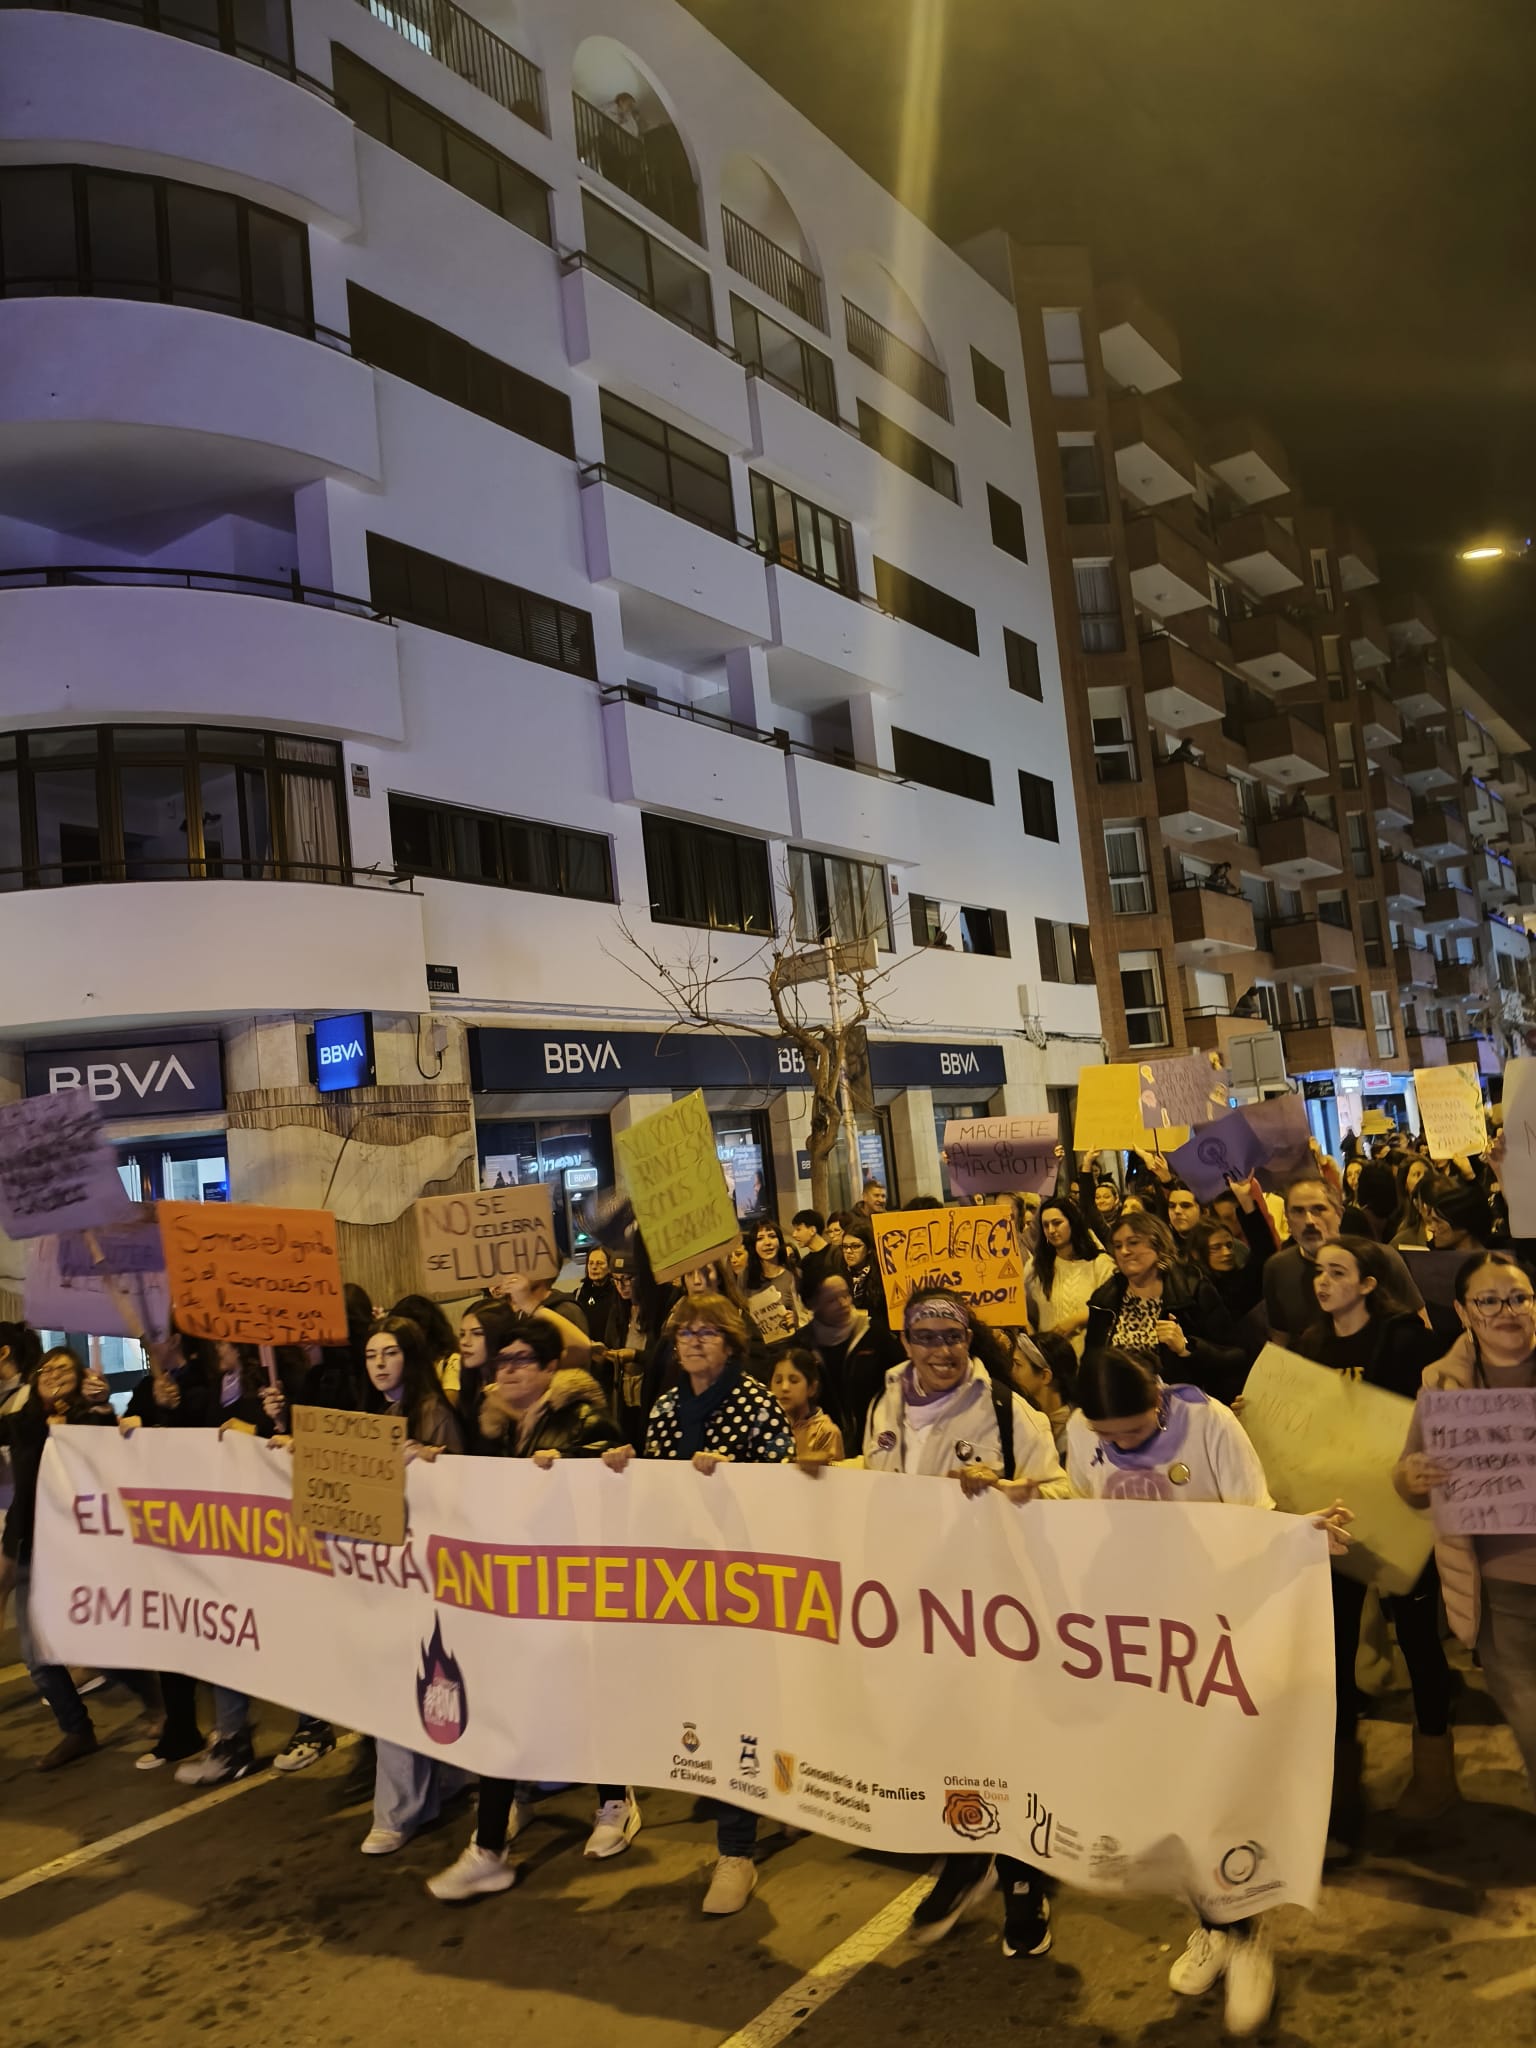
[543,1039,622,1075]
[318,1040,366,1066]
[939,1051,981,1075]
[48,1057,199,1102]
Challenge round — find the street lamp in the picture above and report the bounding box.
[1457,539,1532,564]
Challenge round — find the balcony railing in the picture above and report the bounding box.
[721,208,825,331]
[602,685,910,784]
[558,248,730,354]
[5,0,332,96]
[0,563,384,617]
[572,93,701,242]
[357,0,544,129]
[843,300,950,419]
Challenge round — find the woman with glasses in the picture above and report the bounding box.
[602,1292,792,1916]
[862,1289,1068,1962]
[1396,1250,1536,1797]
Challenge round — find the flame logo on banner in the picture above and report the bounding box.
[415,1617,468,1745]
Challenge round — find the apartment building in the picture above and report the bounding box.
[0,0,1099,1307]
[963,239,1535,1139]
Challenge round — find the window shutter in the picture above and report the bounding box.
[991,908,1010,959]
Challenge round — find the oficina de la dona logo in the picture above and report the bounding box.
[416,1618,469,1744]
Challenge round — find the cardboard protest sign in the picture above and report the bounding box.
[872,1201,1026,1326]
[1138,1053,1230,1133]
[1167,1109,1268,1203]
[1073,1064,1153,1154]
[1415,1063,1488,1160]
[158,1201,346,1346]
[1245,1094,1314,1193]
[1500,1058,1536,1237]
[1418,1387,1536,1538]
[292,1406,407,1546]
[26,1212,170,1340]
[1239,1344,1432,1595]
[414,1185,559,1302]
[1361,1108,1393,1136]
[1394,1248,1468,1311]
[614,1089,740,1283]
[943,1116,1057,1199]
[1336,1088,1363,1141]
[0,1091,133,1239]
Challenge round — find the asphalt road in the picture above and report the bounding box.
[2,1630,1534,2048]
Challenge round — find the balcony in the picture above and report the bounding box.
[1387,590,1438,649]
[1404,1030,1448,1068]
[1096,281,1182,393]
[1183,1008,1275,1059]
[1271,916,1359,977]
[1216,510,1304,596]
[1204,417,1290,504]
[1359,685,1403,753]
[0,298,378,527]
[1410,805,1469,860]
[745,375,877,518]
[1394,945,1437,992]
[559,258,751,452]
[0,569,400,741]
[843,300,950,419]
[1109,393,1196,504]
[1447,1035,1502,1077]
[1335,518,1380,592]
[1398,730,1461,793]
[354,0,544,127]
[1347,592,1391,671]
[1422,885,1481,936]
[1370,773,1415,832]
[1385,656,1453,723]
[1489,755,1533,804]
[1228,610,1316,689]
[1169,882,1257,959]
[1140,633,1225,730]
[721,208,826,330]
[1474,848,1517,905]
[572,93,701,243]
[1466,779,1507,838]
[578,472,771,665]
[1126,513,1210,617]
[1243,712,1330,785]
[0,8,362,234]
[764,561,902,712]
[1380,858,1426,910]
[1281,1019,1371,1074]
[1154,759,1240,841]
[1455,706,1501,775]
[786,747,916,864]
[599,687,792,840]
[1257,811,1344,881]
[1436,960,1479,1001]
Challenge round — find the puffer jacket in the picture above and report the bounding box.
[474,1367,620,1460]
[1085,1260,1248,1402]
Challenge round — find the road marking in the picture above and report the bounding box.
[717,1875,929,2048]
[0,1736,359,1903]
[0,1663,28,1688]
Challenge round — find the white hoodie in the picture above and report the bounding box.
[862,1358,1068,1493]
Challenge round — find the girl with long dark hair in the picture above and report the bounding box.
[1024,1198,1112,1356]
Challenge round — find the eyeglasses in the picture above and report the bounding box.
[906,1328,968,1350]
[1467,1293,1536,1316]
[675,1325,726,1344]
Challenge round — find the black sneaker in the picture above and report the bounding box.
[174,1735,257,1786]
[1001,1884,1053,1959]
[910,1857,996,1945]
[273,1719,336,1774]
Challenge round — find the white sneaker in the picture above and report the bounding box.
[701,1855,758,1915]
[427,1841,518,1901]
[503,1794,538,1844]
[1169,1924,1231,1997]
[360,1826,409,1855]
[585,1791,642,1859]
[1223,1924,1275,2037]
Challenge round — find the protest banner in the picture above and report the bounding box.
[942,1116,1058,1199]
[1167,1109,1268,1203]
[1238,1344,1432,1594]
[614,1089,739,1282]
[1138,1053,1230,1134]
[414,1185,559,1302]
[34,1429,1334,1923]
[158,1200,346,1346]
[1073,1064,1153,1153]
[291,1406,408,1546]
[1501,1058,1536,1237]
[873,1201,1025,1325]
[1415,1063,1487,1160]
[25,1211,170,1340]
[1418,1387,1536,1537]
[0,1091,133,1239]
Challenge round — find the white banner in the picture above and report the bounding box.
[33,1431,1334,1922]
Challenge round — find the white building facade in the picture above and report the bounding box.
[0,0,1098,1300]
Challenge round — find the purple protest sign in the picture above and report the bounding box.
[1419,1387,1536,1537]
[1245,1094,1314,1192]
[1167,1109,1268,1202]
[1137,1053,1231,1132]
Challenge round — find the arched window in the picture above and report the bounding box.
[571,37,700,244]
[719,155,823,330]
[843,253,949,420]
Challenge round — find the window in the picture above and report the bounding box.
[367,534,595,677]
[0,164,312,333]
[750,475,856,593]
[1089,693,1137,785]
[1042,308,1088,397]
[1310,548,1334,612]
[971,347,1010,422]
[855,400,959,503]
[1360,900,1386,968]
[891,728,993,804]
[1073,559,1124,653]
[1371,987,1396,1061]
[1019,770,1059,841]
[1037,919,1095,984]
[347,284,572,457]
[1317,890,1351,929]
[1334,722,1361,793]
[958,904,1010,956]
[642,814,774,934]
[1346,809,1372,877]
[1119,949,1169,1048]
[1105,822,1152,913]
[0,725,348,892]
[1208,571,1237,646]
[789,848,890,950]
[908,896,1009,956]
[987,485,1028,562]
[909,893,944,947]
[1330,985,1364,1028]
[580,191,712,339]
[1004,629,1043,700]
[1058,436,1109,524]
[1240,872,1273,949]
[873,559,978,654]
[730,295,837,420]
[331,48,550,243]
[390,792,610,900]
[1251,979,1280,1028]
[599,392,734,536]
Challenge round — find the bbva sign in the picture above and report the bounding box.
[24,1040,225,1118]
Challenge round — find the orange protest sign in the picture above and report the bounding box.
[158,1200,347,1346]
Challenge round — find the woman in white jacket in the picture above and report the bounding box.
[862,1289,1068,1961]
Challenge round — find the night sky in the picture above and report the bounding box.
[684,0,1536,726]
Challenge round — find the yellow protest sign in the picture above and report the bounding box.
[1073,1064,1155,1153]
[1361,1108,1392,1136]
[1238,1344,1432,1595]
[614,1089,740,1283]
[158,1201,346,1346]
[414,1185,559,1302]
[1414,1062,1488,1159]
[872,1201,1026,1326]
[292,1406,407,1545]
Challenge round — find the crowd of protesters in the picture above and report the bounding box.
[3,1107,1535,2038]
